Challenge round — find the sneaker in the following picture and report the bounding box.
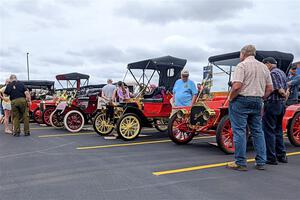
[24,133,31,136]
[266,160,278,165]
[5,129,12,134]
[226,162,248,171]
[13,133,20,137]
[277,156,288,163]
[255,164,265,170]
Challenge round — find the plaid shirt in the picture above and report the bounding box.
[268,67,288,101]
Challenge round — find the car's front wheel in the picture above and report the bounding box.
[116,113,141,140]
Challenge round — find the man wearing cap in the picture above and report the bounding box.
[227,45,273,171]
[262,57,288,164]
[173,70,198,107]
[287,65,300,106]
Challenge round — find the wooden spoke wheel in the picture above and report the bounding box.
[116,113,141,140]
[154,118,169,132]
[287,112,300,147]
[93,113,114,136]
[42,107,55,126]
[64,110,85,133]
[50,110,65,128]
[216,115,234,154]
[168,114,194,145]
[33,108,43,124]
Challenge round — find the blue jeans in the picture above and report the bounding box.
[229,96,266,166]
[262,101,286,161]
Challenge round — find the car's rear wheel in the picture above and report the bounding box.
[154,118,168,132]
[287,112,300,147]
[33,108,43,124]
[64,110,85,133]
[93,113,114,136]
[50,110,64,128]
[168,114,194,145]
[42,107,55,126]
[116,113,141,140]
[216,115,234,154]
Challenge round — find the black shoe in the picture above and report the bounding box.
[266,160,278,165]
[13,133,20,137]
[255,164,266,170]
[24,133,31,136]
[277,156,288,163]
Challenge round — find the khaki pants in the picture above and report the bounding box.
[11,98,30,134]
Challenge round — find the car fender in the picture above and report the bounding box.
[123,106,151,127]
[283,104,300,132]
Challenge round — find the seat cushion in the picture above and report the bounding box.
[142,98,163,103]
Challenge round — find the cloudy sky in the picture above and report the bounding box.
[1,0,299,88]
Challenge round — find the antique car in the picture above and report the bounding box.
[49,72,91,129]
[21,80,55,123]
[49,76,104,132]
[168,50,296,154]
[93,56,186,140]
[283,60,300,147]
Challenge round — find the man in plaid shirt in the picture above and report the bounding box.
[262,57,288,165]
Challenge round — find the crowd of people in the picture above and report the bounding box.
[0,74,31,136]
[1,45,299,170]
[172,44,300,171]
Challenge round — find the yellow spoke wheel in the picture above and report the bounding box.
[117,113,141,140]
[93,113,114,136]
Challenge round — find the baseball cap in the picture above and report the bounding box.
[181,70,189,76]
[290,65,297,70]
[262,57,277,65]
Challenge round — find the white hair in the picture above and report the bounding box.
[9,74,17,81]
[241,45,256,57]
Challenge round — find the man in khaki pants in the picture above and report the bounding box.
[4,74,31,136]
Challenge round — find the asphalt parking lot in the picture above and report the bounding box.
[0,123,299,200]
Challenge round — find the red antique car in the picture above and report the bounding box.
[282,61,300,147]
[168,51,299,154]
[93,56,186,140]
[21,80,55,124]
[49,72,104,132]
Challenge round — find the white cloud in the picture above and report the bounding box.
[116,0,253,24]
[0,0,299,85]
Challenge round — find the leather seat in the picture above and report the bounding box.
[142,98,163,103]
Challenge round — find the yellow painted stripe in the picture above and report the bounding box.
[38,132,96,138]
[152,151,300,176]
[77,136,215,150]
[31,127,56,130]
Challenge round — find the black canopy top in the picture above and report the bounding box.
[208,51,294,73]
[21,80,55,90]
[127,56,187,70]
[80,84,106,89]
[56,72,90,81]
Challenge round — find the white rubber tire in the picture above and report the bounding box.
[64,110,85,133]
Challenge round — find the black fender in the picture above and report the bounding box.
[123,106,152,127]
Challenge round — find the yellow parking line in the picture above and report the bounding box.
[77,136,215,150]
[31,127,55,130]
[38,132,96,138]
[152,151,300,176]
